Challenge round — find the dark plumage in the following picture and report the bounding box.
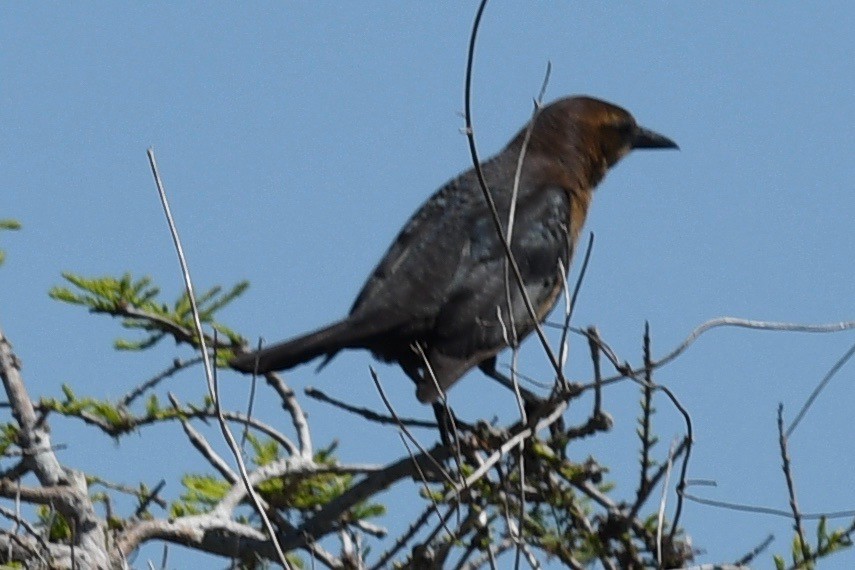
[232,95,677,403]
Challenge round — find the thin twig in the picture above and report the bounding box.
[305,386,437,429]
[168,393,238,483]
[462,0,564,381]
[572,326,696,542]
[509,347,527,570]
[558,233,595,379]
[397,432,458,546]
[549,316,855,392]
[159,543,169,570]
[636,322,656,507]
[778,404,808,559]
[413,343,465,478]
[134,480,167,518]
[446,401,567,499]
[656,439,677,568]
[87,476,168,511]
[119,356,203,407]
[586,326,604,417]
[263,371,313,460]
[368,367,456,487]
[501,60,552,383]
[681,485,855,519]
[734,533,775,567]
[632,438,689,522]
[371,503,436,570]
[0,505,50,560]
[657,382,692,544]
[788,338,855,437]
[147,148,291,568]
[242,337,263,449]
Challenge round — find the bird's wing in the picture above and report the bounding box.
[429,183,573,360]
[348,176,481,326]
[347,142,576,355]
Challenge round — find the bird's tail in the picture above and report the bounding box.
[231,318,372,374]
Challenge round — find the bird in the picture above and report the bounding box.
[232,95,677,404]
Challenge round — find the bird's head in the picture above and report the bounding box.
[521,95,677,186]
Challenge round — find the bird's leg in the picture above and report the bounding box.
[478,357,544,407]
[479,359,567,449]
[401,357,462,445]
[432,401,459,448]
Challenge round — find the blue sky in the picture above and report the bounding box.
[3,3,855,567]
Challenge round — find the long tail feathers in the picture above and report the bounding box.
[232,318,370,374]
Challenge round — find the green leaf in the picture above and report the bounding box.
[145,395,160,417]
[50,271,247,353]
[351,502,386,520]
[61,384,76,402]
[0,423,19,455]
[245,433,280,467]
[36,506,70,541]
[48,287,84,304]
[172,474,230,516]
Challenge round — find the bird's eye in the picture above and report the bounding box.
[604,120,636,148]
[615,120,634,137]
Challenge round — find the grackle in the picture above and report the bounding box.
[232,96,678,403]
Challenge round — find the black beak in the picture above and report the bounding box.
[632,126,679,150]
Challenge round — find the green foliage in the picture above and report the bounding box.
[815,517,853,557]
[171,474,231,517]
[0,423,19,456]
[774,517,854,569]
[168,439,385,525]
[0,218,21,266]
[16,245,723,567]
[39,385,133,432]
[245,432,281,467]
[261,440,351,511]
[145,394,160,417]
[36,506,70,542]
[38,384,214,439]
[49,272,248,359]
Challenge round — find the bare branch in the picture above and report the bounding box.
[262,371,313,459]
[169,393,238,483]
[305,386,437,429]
[280,444,452,551]
[778,404,808,559]
[147,148,291,568]
[788,338,855,437]
[0,325,109,566]
[120,356,203,407]
[462,0,564,381]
